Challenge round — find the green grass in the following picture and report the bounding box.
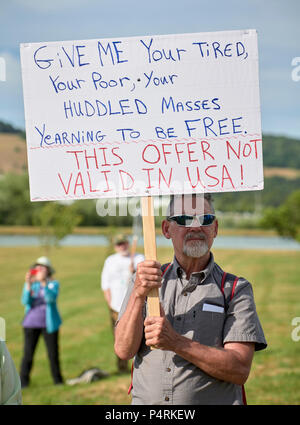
[0,246,299,404]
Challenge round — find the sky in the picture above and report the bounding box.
[0,0,299,138]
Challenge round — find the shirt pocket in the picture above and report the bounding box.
[184,305,226,347]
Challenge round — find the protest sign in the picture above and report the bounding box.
[20,29,263,202]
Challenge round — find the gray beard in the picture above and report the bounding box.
[183,238,209,258]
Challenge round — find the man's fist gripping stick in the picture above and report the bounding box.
[141,197,161,317]
[135,260,178,350]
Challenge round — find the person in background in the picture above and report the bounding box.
[20,256,63,388]
[101,234,144,373]
[0,340,22,404]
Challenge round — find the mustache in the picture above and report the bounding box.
[184,232,206,242]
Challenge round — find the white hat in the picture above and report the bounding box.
[34,256,55,275]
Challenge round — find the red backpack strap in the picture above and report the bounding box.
[230,276,239,301]
[221,271,247,405]
[221,271,227,294]
[161,262,171,276]
[128,262,171,395]
[242,384,247,405]
[127,362,134,395]
[220,272,239,303]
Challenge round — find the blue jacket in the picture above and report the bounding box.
[21,280,62,333]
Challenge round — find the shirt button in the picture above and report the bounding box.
[166,368,171,372]
[183,292,187,296]
[165,396,170,401]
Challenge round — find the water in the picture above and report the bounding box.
[0,234,299,250]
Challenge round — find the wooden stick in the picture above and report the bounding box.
[141,196,160,317]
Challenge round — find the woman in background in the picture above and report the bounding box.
[20,256,63,388]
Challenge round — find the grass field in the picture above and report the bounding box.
[0,245,299,405]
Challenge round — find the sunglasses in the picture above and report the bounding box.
[167,214,216,227]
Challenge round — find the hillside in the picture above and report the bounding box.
[262,134,300,169]
[0,133,27,174]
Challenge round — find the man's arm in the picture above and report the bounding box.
[144,308,255,386]
[103,289,111,307]
[101,258,113,307]
[114,260,162,360]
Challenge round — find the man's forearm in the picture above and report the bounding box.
[173,335,253,385]
[144,311,254,385]
[114,292,146,360]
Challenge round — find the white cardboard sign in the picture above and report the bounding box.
[20,29,263,201]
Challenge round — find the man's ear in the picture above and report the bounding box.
[213,219,219,238]
[162,219,171,239]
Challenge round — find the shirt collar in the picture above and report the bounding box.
[173,252,215,284]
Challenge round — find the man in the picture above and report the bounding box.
[101,234,144,372]
[114,194,267,404]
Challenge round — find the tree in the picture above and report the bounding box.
[33,202,82,252]
[260,190,300,241]
[0,173,38,224]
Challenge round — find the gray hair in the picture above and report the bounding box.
[166,193,215,218]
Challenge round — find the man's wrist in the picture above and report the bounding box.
[133,289,147,304]
[172,333,191,355]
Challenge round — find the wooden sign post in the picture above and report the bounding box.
[141,196,160,317]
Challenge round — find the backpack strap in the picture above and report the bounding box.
[128,262,171,395]
[220,271,239,310]
[161,262,172,276]
[127,362,134,395]
[221,271,247,406]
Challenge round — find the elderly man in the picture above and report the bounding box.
[114,194,267,404]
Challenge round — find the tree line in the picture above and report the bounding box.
[0,172,299,224]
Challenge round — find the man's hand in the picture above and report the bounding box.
[134,260,162,300]
[144,304,179,351]
[114,260,162,361]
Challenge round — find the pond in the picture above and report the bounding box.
[0,234,299,250]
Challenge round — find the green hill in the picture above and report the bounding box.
[262,134,300,169]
